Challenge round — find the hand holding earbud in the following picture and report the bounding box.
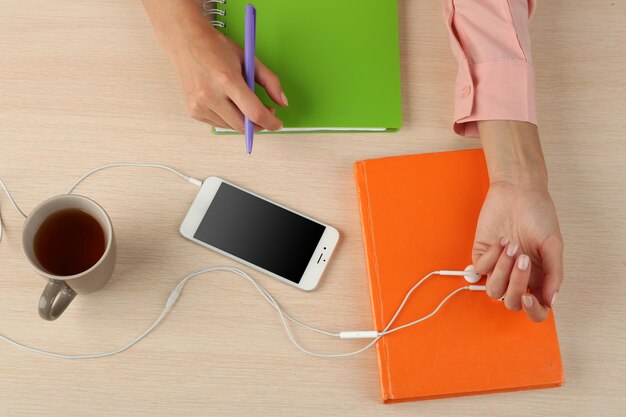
[474,121,564,323]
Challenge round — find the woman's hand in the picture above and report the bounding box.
[142,0,287,132]
[473,180,563,322]
[474,121,564,322]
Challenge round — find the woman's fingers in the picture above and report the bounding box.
[539,235,564,308]
[521,291,550,322]
[255,58,288,107]
[200,104,275,133]
[195,116,228,129]
[504,254,531,311]
[474,239,554,322]
[226,78,283,131]
[248,107,275,133]
[213,99,247,133]
[486,241,519,300]
[191,108,230,129]
[251,107,276,132]
[474,237,507,275]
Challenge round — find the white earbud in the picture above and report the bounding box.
[438,265,481,283]
[463,265,481,283]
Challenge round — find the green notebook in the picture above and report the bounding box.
[211,0,402,133]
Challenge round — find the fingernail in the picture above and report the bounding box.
[551,292,558,307]
[281,91,289,106]
[500,237,509,247]
[522,294,533,307]
[506,242,519,257]
[517,254,530,271]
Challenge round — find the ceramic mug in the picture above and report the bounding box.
[21,195,116,321]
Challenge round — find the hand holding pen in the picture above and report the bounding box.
[142,1,287,134]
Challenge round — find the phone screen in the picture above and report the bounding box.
[193,183,326,283]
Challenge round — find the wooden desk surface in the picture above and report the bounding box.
[1,1,625,416]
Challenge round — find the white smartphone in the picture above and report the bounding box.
[180,177,339,291]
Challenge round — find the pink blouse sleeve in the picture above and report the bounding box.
[442,0,537,137]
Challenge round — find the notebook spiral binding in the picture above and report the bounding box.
[203,0,227,28]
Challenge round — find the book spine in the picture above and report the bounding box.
[353,161,392,402]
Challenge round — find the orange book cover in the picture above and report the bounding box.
[354,149,563,403]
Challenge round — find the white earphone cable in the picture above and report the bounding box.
[1,163,202,242]
[0,178,28,243]
[0,178,27,218]
[1,163,481,359]
[0,266,471,359]
[65,162,203,194]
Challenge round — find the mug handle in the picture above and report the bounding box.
[39,280,77,321]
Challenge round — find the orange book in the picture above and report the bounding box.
[354,149,563,403]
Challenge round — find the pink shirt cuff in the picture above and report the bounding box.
[453,61,537,137]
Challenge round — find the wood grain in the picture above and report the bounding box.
[1,1,625,416]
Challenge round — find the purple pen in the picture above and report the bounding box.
[244,4,256,154]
